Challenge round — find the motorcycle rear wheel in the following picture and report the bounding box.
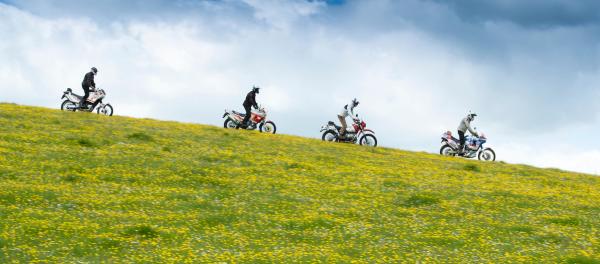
[359,134,378,147]
[322,131,338,142]
[259,121,277,134]
[478,148,496,161]
[61,100,77,112]
[440,145,456,156]
[224,118,238,129]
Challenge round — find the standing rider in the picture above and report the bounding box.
[457,112,479,155]
[239,86,260,129]
[80,67,97,108]
[338,98,359,138]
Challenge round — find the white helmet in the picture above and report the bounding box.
[467,111,477,120]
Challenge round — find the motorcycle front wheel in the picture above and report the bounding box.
[97,104,114,116]
[359,134,378,147]
[321,131,338,142]
[259,121,277,134]
[478,148,496,161]
[440,145,456,156]
[224,118,238,129]
[61,100,77,112]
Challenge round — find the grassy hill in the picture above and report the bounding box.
[0,103,599,263]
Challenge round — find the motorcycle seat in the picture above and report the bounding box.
[328,121,342,130]
[233,111,246,117]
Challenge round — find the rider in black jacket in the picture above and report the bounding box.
[80,67,97,108]
[239,86,260,128]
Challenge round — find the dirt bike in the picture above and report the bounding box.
[439,130,496,161]
[222,105,277,134]
[320,115,377,147]
[60,88,114,116]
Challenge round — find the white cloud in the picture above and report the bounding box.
[241,0,325,30]
[495,142,600,175]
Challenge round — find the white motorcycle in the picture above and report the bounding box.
[61,88,114,116]
[222,105,276,134]
[320,115,378,147]
[439,130,496,161]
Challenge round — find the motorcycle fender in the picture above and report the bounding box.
[325,129,339,136]
[363,129,375,134]
[222,112,229,118]
[480,145,494,151]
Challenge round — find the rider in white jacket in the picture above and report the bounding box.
[338,98,359,138]
[457,112,479,155]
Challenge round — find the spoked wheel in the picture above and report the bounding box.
[259,121,277,134]
[478,148,496,161]
[224,118,238,129]
[359,134,378,147]
[96,104,114,116]
[321,131,338,142]
[61,100,77,112]
[440,145,456,156]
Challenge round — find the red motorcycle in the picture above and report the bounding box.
[222,106,277,134]
[320,115,377,147]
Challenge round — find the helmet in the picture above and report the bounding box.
[352,98,359,106]
[252,86,260,94]
[91,67,98,74]
[468,111,477,120]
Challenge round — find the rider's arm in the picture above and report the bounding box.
[467,123,478,137]
[252,93,258,109]
[350,105,358,119]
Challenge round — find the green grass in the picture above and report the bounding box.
[0,103,599,263]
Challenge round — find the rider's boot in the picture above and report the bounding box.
[339,130,346,141]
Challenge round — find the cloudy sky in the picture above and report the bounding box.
[1,0,599,174]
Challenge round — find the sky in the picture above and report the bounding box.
[1,0,599,174]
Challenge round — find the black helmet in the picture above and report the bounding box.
[252,86,260,94]
[91,67,98,74]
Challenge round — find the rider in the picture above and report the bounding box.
[80,67,97,108]
[457,112,479,155]
[239,86,260,128]
[338,98,359,138]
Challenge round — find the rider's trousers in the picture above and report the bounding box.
[81,85,90,106]
[241,105,252,127]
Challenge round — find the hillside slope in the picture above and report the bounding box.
[0,103,599,263]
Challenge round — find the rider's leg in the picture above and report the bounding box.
[458,130,466,154]
[338,115,347,138]
[239,105,252,129]
[80,85,90,108]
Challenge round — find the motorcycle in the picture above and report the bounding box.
[60,88,114,116]
[222,105,277,134]
[439,130,496,161]
[320,115,377,147]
